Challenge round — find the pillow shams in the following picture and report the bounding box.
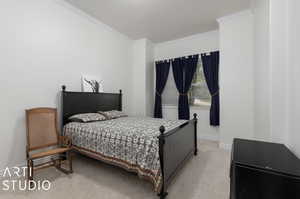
[69,113,106,123]
[98,110,128,119]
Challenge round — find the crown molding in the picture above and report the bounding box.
[217,9,253,24]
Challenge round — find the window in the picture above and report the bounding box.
[189,60,211,106]
[162,59,211,107]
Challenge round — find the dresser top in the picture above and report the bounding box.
[232,138,300,177]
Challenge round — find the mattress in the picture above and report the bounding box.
[63,116,186,192]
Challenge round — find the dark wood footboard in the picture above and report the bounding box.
[158,113,198,199]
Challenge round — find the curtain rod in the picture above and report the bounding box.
[155,50,219,64]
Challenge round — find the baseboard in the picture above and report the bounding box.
[219,142,232,150]
[198,133,219,142]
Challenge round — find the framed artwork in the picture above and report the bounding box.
[81,75,104,93]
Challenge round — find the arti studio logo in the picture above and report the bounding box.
[1,167,51,191]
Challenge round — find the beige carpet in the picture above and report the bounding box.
[0,140,230,199]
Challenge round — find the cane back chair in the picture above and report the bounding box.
[26,108,73,182]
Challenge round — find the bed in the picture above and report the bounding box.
[61,85,198,199]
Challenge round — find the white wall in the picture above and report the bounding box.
[154,31,220,141]
[269,0,289,144]
[155,30,219,60]
[250,0,300,159]
[0,0,134,169]
[251,0,295,149]
[218,11,254,148]
[145,40,155,117]
[132,39,147,116]
[262,0,300,157]
[287,0,300,157]
[251,0,271,141]
[132,39,155,117]
[251,0,290,145]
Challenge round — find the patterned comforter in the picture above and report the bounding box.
[63,117,186,192]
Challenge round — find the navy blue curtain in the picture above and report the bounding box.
[201,51,220,126]
[154,61,170,118]
[172,58,185,119]
[172,55,199,120]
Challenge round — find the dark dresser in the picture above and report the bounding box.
[230,138,300,199]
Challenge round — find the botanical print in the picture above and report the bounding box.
[64,117,186,192]
[81,75,104,93]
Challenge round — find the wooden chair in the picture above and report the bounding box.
[26,108,73,182]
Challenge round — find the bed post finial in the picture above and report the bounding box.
[62,85,66,92]
[158,125,168,199]
[118,89,122,111]
[193,113,198,156]
[193,113,197,120]
[159,126,165,135]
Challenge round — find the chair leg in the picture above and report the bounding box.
[27,159,34,188]
[68,150,73,173]
[58,158,62,168]
[27,160,30,181]
[55,158,62,169]
[30,160,34,180]
[55,151,73,174]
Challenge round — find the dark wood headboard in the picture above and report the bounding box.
[61,85,122,125]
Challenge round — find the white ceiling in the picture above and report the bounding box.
[66,0,251,43]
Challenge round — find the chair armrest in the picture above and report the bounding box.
[59,136,72,147]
